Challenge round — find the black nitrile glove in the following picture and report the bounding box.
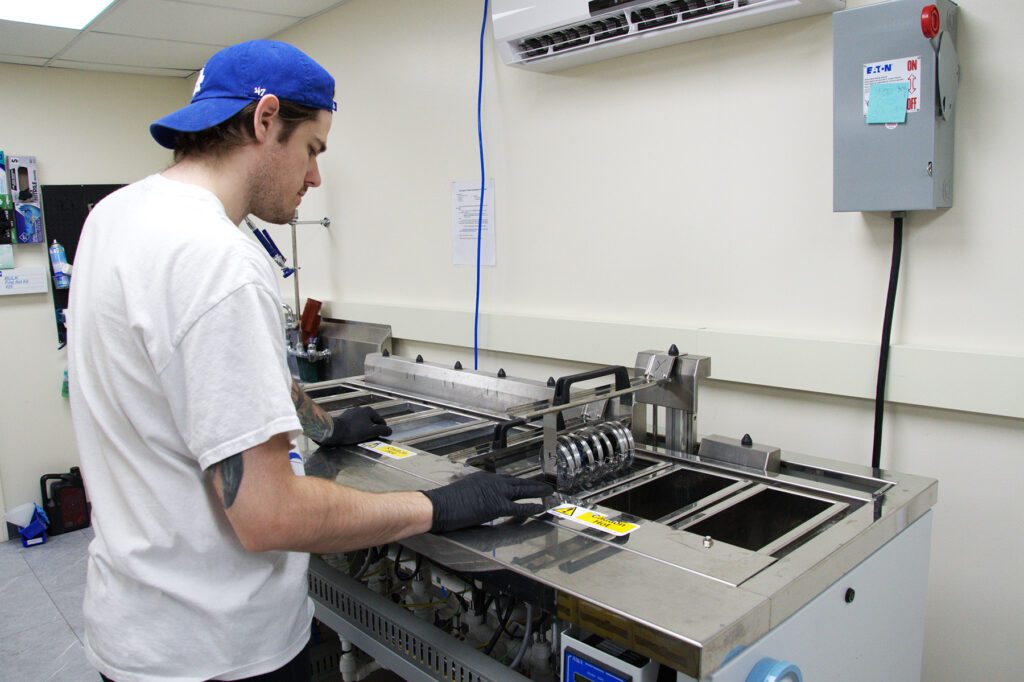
[316,406,392,447]
[421,473,554,533]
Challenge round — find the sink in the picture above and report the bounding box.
[590,467,741,523]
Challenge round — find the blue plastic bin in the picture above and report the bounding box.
[17,505,49,547]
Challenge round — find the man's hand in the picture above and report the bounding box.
[292,380,391,447]
[315,406,392,447]
[421,473,553,533]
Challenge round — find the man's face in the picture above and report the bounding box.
[249,109,332,225]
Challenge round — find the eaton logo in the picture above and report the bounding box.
[866,64,893,75]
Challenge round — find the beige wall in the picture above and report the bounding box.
[277,1,1022,680]
[0,64,192,532]
[291,0,1023,353]
[0,0,1021,680]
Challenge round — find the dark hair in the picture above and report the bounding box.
[173,99,321,162]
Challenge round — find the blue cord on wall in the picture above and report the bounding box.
[473,0,489,370]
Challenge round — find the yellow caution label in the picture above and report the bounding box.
[358,441,417,460]
[546,504,640,537]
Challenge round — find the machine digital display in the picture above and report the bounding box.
[564,648,632,682]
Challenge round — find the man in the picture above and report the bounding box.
[68,40,551,682]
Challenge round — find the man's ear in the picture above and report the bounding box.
[252,94,281,144]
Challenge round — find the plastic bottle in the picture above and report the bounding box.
[288,451,305,476]
[49,239,70,289]
[528,637,555,682]
[405,571,435,622]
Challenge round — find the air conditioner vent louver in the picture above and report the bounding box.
[517,12,629,59]
[633,1,750,31]
[496,0,844,72]
[512,1,767,62]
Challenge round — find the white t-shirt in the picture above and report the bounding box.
[68,174,311,682]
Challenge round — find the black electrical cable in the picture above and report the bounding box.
[483,595,516,655]
[472,585,487,617]
[871,212,905,470]
[394,546,422,582]
[353,545,389,580]
[352,548,373,580]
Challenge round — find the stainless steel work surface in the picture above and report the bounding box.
[301,353,937,678]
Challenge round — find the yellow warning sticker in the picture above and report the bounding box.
[546,504,640,537]
[358,441,417,460]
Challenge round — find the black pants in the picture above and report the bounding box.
[100,640,311,682]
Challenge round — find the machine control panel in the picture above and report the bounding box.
[564,649,633,682]
[561,629,657,682]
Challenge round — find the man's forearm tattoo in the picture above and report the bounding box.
[218,453,244,509]
[291,379,334,442]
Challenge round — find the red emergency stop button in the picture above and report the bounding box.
[921,5,940,39]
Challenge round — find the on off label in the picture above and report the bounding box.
[862,56,922,115]
[547,504,640,537]
[359,441,416,460]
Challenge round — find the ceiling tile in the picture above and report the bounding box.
[61,32,219,71]
[49,59,194,78]
[173,0,348,19]
[0,54,49,66]
[92,0,297,45]
[0,20,78,59]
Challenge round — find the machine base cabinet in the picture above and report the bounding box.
[692,512,931,681]
[309,512,931,681]
[303,349,937,681]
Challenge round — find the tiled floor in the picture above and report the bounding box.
[0,527,98,682]
[0,530,402,682]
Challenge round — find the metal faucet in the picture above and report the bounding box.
[288,342,332,363]
[281,303,298,330]
[282,304,331,362]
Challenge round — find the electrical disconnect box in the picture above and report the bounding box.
[833,0,960,212]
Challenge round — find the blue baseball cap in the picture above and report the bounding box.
[150,40,336,150]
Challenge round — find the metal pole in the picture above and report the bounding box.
[291,217,300,313]
[288,215,329,313]
[665,409,692,454]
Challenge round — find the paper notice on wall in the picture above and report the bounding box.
[867,82,910,124]
[0,266,47,295]
[452,180,495,266]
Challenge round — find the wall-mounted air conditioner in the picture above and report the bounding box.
[493,0,845,72]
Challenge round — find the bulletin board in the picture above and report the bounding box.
[41,185,124,346]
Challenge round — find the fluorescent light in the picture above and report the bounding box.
[0,0,116,30]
